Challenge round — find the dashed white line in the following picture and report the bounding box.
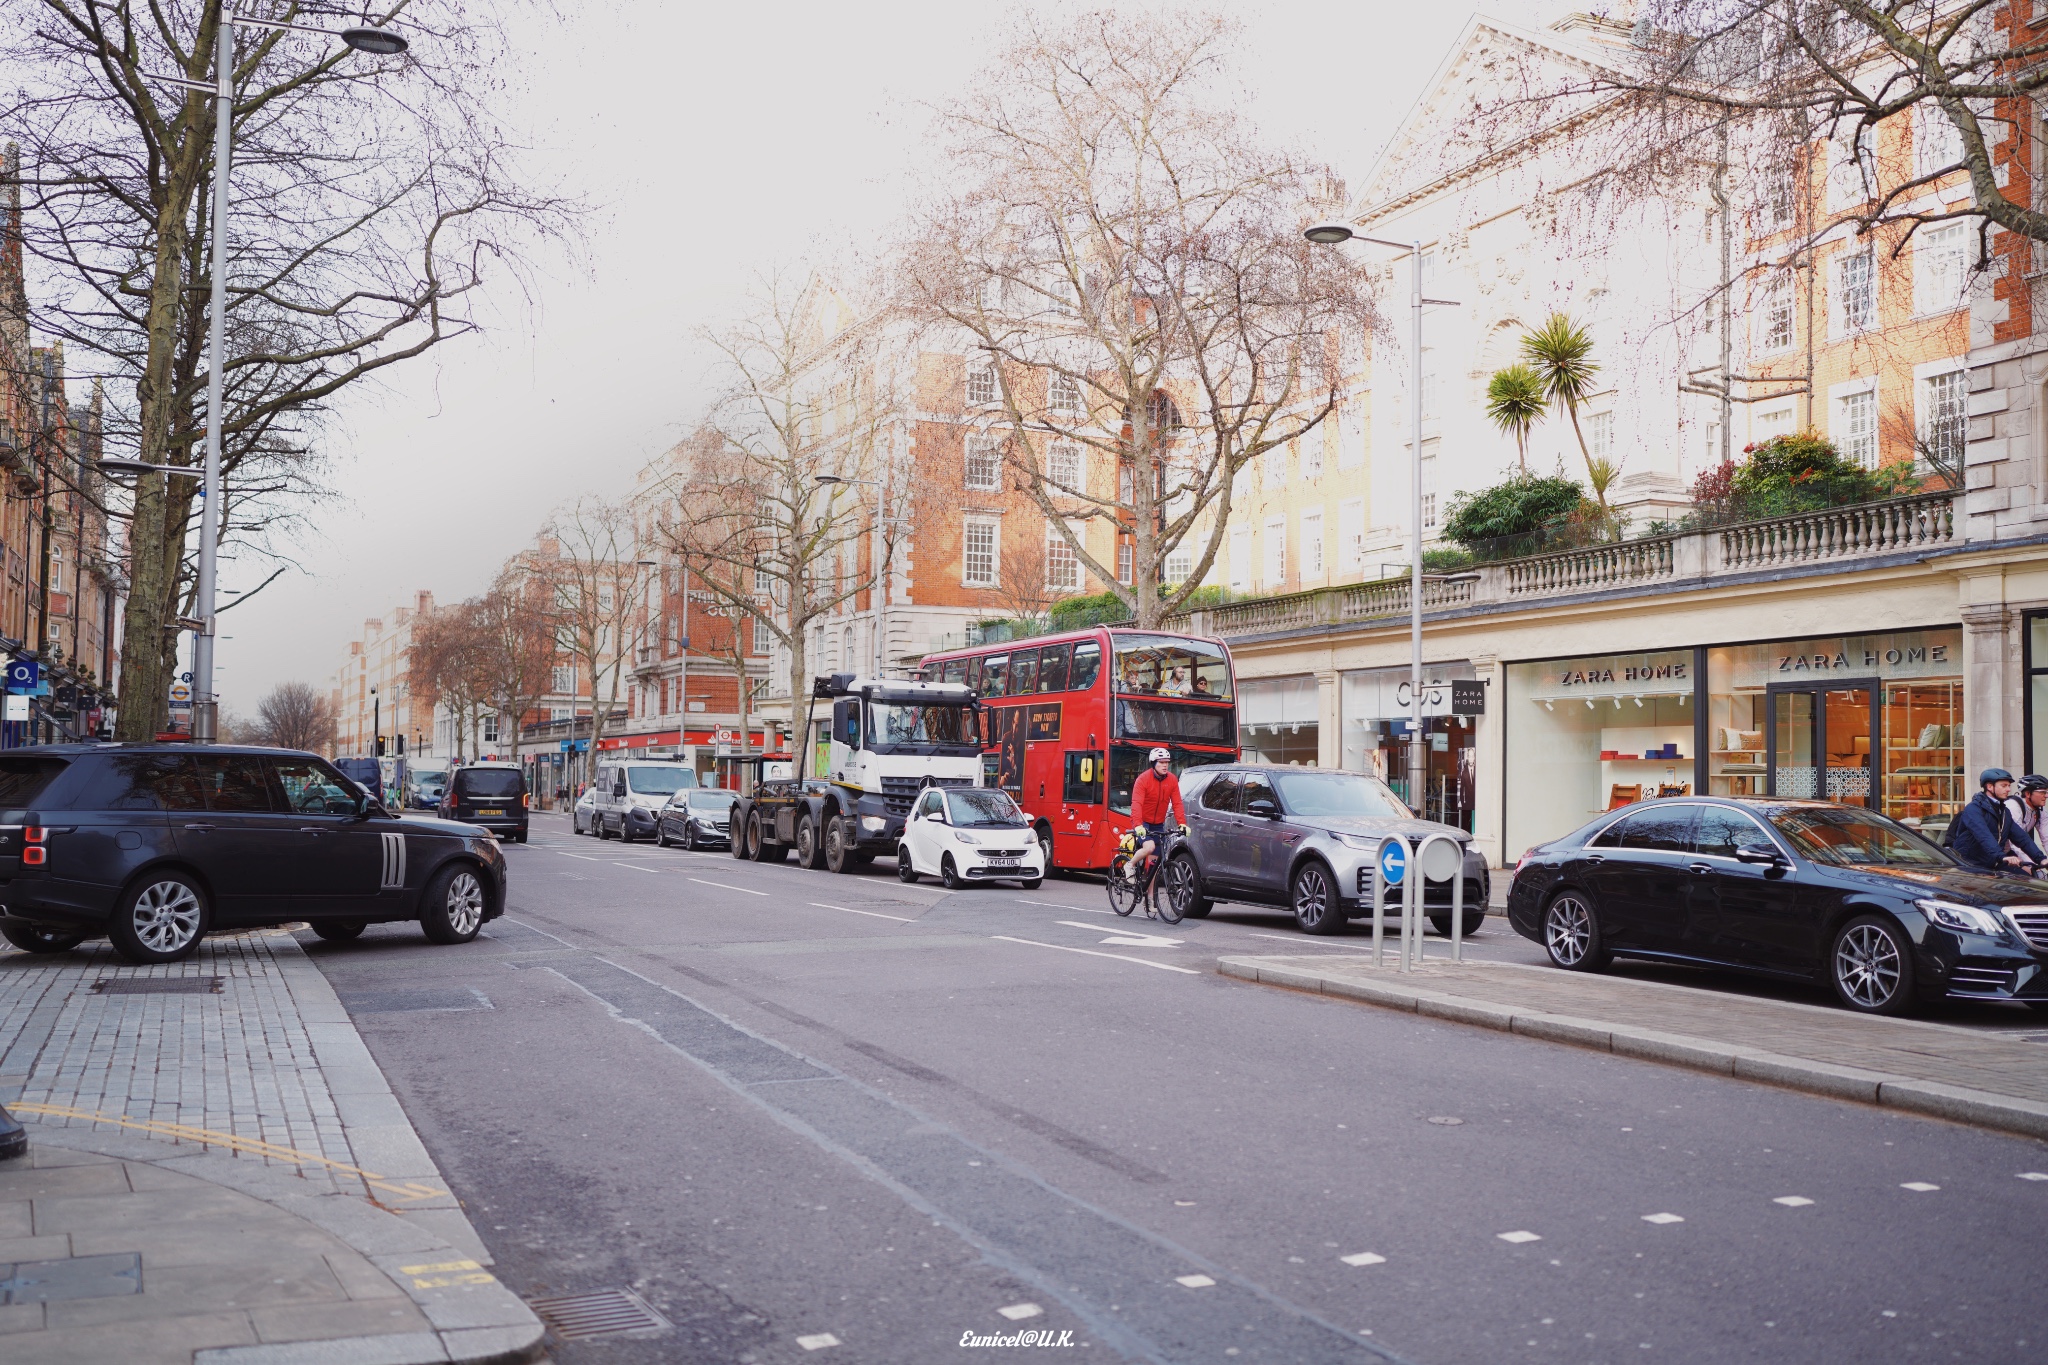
[795,1333,840,1351]
[1019,898,1114,916]
[1174,1274,1215,1288]
[612,863,661,872]
[1640,1213,1684,1225]
[809,902,917,923]
[1772,1196,1814,1207]
[997,1303,1043,1321]
[2018,1172,2048,1181]
[990,936,1201,974]
[1899,1182,1940,1192]
[553,852,604,862]
[1496,1231,1541,1244]
[1339,1252,1386,1267]
[688,878,769,897]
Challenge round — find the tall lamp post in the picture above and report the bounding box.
[145,15,408,744]
[1303,221,1460,814]
[814,474,895,677]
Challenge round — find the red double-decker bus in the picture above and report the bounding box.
[919,626,1238,872]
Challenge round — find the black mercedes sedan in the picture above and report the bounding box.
[0,744,509,965]
[1507,796,2048,1015]
[655,787,738,850]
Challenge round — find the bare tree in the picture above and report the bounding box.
[253,679,332,752]
[544,496,653,766]
[409,600,490,762]
[986,530,1070,635]
[2,0,575,740]
[657,274,905,777]
[900,9,1378,628]
[470,563,556,762]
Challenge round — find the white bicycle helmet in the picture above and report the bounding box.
[1148,746,1171,763]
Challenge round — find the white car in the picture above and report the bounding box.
[573,786,598,835]
[897,787,1045,889]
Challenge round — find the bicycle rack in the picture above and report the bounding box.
[1413,832,1468,966]
[1372,833,1467,970]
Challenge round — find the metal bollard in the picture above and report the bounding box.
[1372,834,1411,971]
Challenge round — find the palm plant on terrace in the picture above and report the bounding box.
[1520,312,1607,508]
[1484,364,1547,474]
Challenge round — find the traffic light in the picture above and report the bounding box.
[375,737,387,756]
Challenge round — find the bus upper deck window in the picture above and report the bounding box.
[1009,651,1038,695]
[981,654,1009,696]
[1038,644,1070,692]
[1070,641,1102,691]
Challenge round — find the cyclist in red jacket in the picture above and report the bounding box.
[1127,747,1186,882]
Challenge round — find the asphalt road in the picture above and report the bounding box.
[304,812,2048,1365]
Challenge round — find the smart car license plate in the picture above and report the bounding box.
[477,809,503,817]
[985,857,1021,867]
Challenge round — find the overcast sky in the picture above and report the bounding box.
[207,0,1581,713]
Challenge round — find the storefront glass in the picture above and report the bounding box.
[1238,675,1318,767]
[2030,613,2048,777]
[1706,628,1963,834]
[1504,650,1695,857]
[1341,663,1477,829]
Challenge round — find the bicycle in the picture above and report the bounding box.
[1107,826,1184,924]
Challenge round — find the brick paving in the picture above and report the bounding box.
[1240,955,2048,1108]
[1,933,354,1194]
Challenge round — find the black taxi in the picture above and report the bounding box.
[0,744,508,964]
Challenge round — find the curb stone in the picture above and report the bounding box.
[1217,956,2048,1142]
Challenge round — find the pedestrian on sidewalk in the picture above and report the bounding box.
[2003,774,2048,875]
[1949,768,2045,873]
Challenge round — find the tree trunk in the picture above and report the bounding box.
[788,627,813,780]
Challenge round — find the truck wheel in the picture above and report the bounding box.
[795,814,823,871]
[825,814,858,874]
[730,813,748,859]
[749,813,788,864]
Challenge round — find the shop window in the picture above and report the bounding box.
[1342,663,1478,828]
[2029,613,2048,776]
[1239,675,1319,768]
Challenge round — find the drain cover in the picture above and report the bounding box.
[527,1287,671,1340]
[92,978,222,995]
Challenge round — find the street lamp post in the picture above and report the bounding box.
[1304,221,1460,816]
[145,15,408,744]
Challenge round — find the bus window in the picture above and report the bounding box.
[980,654,1009,696]
[1113,633,1232,700]
[942,660,969,686]
[963,656,981,691]
[1063,751,1103,804]
[1038,643,1070,693]
[1010,650,1038,695]
[1070,640,1102,692]
[1106,745,1233,815]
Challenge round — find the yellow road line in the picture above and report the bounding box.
[9,1101,447,1204]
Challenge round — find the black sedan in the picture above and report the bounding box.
[655,788,738,850]
[0,744,508,965]
[1507,796,2048,1015]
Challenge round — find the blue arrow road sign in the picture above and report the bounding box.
[1378,839,1407,887]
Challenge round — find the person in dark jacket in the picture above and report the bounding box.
[1950,769,2046,872]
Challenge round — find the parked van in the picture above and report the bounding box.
[592,760,697,842]
[438,762,529,842]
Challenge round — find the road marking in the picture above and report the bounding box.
[689,878,769,897]
[554,852,605,861]
[796,1333,841,1351]
[1899,1182,1940,1192]
[991,936,1201,974]
[1772,1196,1814,1207]
[1175,1274,1215,1288]
[1641,1213,1685,1224]
[1339,1252,1386,1266]
[2019,1172,2048,1181]
[1496,1231,1541,1243]
[1020,899,1114,915]
[810,902,916,923]
[9,1102,447,1204]
[1056,920,1181,948]
[612,863,662,872]
[998,1303,1043,1321]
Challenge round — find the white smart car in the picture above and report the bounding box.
[897,787,1045,889]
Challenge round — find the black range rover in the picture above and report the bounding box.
[0,744,509,964]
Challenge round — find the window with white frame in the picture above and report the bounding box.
[1118,462,1134,504]
[1049,371,1084,417]
[1705,421,1721,463]
[550,705,572,722]
[1230,524,1251,591]
[1301,507,1325,579]
[1754,404,1795,444]
[1586,412,1614,464]
[1419,444,1440,529]
[1047,441,1083,493]
[1913,222,1969,316]
[1420,347,1441,419]
[1827,128,1877,209]
[1834,247,1875,335]
[964,434,1001,491]
[967,363,999,407]
[751,618,770,656]
[1304,432,1325,480]
[1116,539,1133,585]
[1759,273,1795,352]
[1263,516,1286,586]
[552,664,576,694]
[1762,159,1797,231]
[1045,524,1081,591]
[1338,497,1365,572]
[963,517,999,587]
[1264,442,1289,489]
[1164,545,1193,586]
[1916,104,1965,179]
[1835,386,1879,469]
[482,714,499,743]
[1920,367,1967,473]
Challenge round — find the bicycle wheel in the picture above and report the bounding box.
[1151,860,1182,925]
[1107,854,1137,917]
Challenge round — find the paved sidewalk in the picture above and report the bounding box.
[1218,954,2048,1141]
[0,932,544,1365]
